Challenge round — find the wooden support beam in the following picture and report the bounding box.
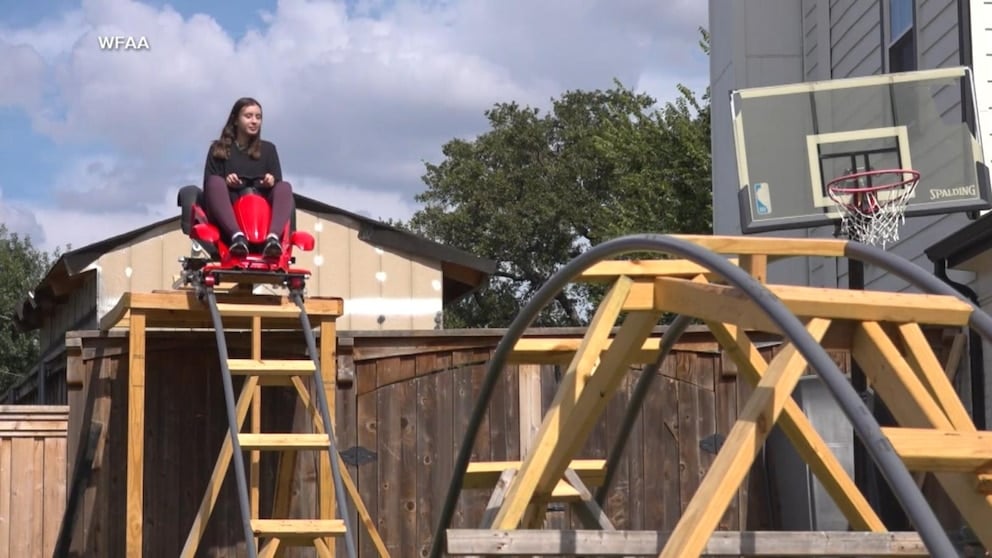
[463,459,607,489]
[852,321,992,551]
[578,258,737,281]
[445,529,928,556]
[659,318,832,558]
[126,311,146,558]
[651,277,972,330]
[896,323,974,430]
[319,318,337,555]
[251,315,262,549]
[492,309,663,529]
[883,427,992,472]
[487,276,639,529]
[669,234,848,258]
[707,320,885,531]
[100,290,343,330]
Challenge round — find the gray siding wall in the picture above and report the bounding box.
[829,0,884,78]
[710,0,809,285]
[854,0,976,295]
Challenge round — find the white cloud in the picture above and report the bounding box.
[0,41,47,110]
[288,174,420,222]
[1,0,709,253]
[0,188,47,246]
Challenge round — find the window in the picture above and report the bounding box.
[888,0,916,72]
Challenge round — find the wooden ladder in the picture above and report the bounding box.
[179,290,357,558]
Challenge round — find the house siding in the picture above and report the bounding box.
[710,0,808,286]
[829,0,884,78]
[39,271,98,355]
[966,0,992,430]
[849,0,971,294]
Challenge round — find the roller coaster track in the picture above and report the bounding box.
[428,233,992,558]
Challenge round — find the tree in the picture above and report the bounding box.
[0,225,58,395]
[406,70,711,327]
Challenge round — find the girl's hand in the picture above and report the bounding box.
[263,173,275,187]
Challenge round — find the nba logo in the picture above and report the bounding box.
[753,183,772,215]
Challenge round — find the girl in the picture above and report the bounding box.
[202,97,294,257]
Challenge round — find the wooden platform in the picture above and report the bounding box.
[99,290,344,330]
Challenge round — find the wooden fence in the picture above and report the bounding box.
[18,325,967,556]
[49,326,807,556]
[0,405,69,558]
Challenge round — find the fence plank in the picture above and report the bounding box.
[0,406,68,558]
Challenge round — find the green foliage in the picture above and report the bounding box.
[405,55,712,327]
[0,225,58,395]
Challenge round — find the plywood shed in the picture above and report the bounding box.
[4,192,496,404]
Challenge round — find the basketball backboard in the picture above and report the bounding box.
[733,66,991,234]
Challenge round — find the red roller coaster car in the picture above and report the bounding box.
[176,175,314,292]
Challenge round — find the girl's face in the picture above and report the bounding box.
[237,104,262,137]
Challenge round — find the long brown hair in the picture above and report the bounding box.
[209,97,263,160]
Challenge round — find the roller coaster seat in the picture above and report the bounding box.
[176,178,314,273]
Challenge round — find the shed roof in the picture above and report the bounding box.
[12,193,497,331]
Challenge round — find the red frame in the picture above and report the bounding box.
[186,191,315,285]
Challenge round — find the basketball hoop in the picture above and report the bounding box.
[827,168,920,248]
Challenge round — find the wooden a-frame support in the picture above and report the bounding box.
[99,290,390,558]
[446,235,992,558]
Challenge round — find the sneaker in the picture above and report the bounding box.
[263,233,282,257]
[229,232,249,257]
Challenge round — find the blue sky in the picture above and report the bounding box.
[0,0,709,252]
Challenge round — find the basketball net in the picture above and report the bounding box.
[827,169,920,249]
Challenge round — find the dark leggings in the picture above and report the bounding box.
[203,175,294,241]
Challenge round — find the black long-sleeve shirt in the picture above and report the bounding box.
[203,140,283,187]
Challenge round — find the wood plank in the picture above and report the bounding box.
[463,460,607,489]
[415,354,440,557]
[43,436,68,556]
[897,323,975,430]
[236,433,331,449]
[99,290,343,330]
[670,234,848,257]
[227,359,316,374]
[398,372,417,558]
[509,335,719,365]
[126,311,146,558]
[0,440,10,556]
[376,360,402,554]
[355,366,379,558]
[444,529,928,556]
[250,316,261,551]
[319,318,337,556]
[9,438,33,557]
[652,277,972,329]
[883,427,992,471]
[251,519,346,536]
[578,259,738,280]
